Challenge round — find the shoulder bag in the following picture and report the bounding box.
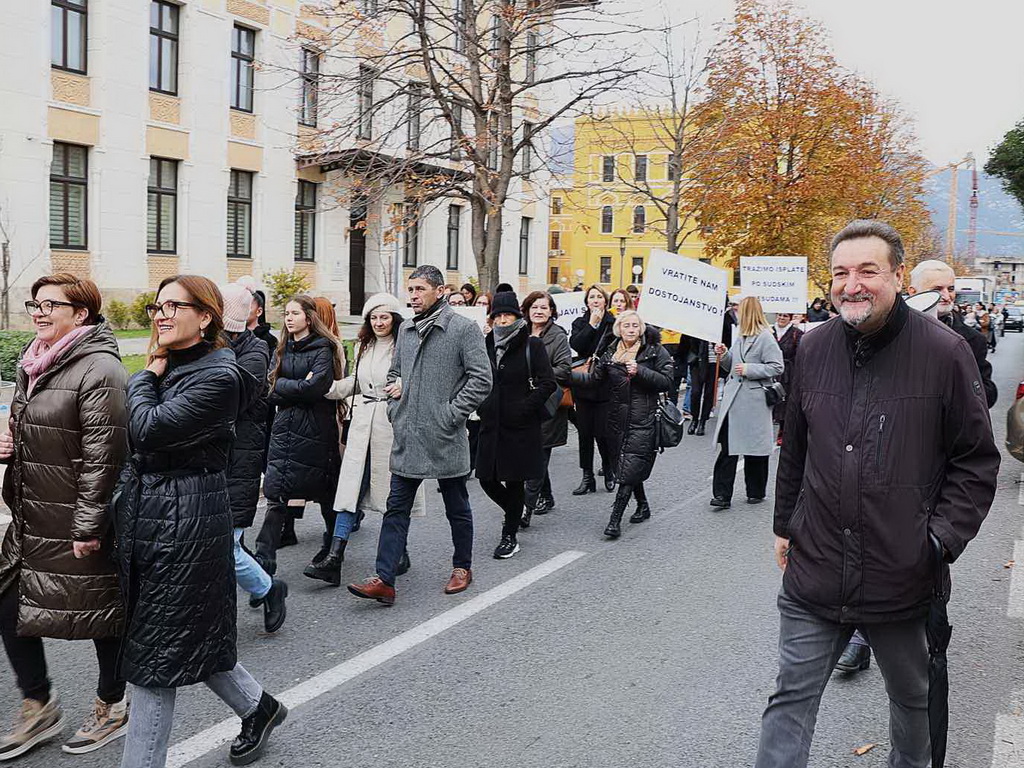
[525,340,560,421]
[566,322,610,408]
[739,336,786,408]
[656,394,686,451]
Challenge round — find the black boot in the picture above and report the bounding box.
[279,518,298,548]
[520,504,534,529]
[310,531,331,567]
[229,691,288,766]
[262,579,288,633]
[687,420,697,435]
[572,471,597,495]
[629,499,651,524]
[695,420,706,436]
[603,465,616,493]
[835,642,871,674]
[397,549,411,576]
[350,510,366,533]
[604,497,627,539]
[303,538,346,586]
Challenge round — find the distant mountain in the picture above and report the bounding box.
[924,169,1024,258]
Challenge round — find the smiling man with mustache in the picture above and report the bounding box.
[755,220,1000,768]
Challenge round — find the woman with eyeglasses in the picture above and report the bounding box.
[115,276,286,768]
[255,295,344,580]
[0,275,129,760]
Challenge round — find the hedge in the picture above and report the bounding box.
[0,331,35,382]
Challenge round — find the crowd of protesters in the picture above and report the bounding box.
[0,219,1003,768]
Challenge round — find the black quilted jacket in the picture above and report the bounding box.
[226,330,269,529]
[115,345,240,688]
[263,334,339,503]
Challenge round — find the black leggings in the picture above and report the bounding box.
[688,362,717,422]
[575,398,612,473]
[479,479,525,538]
[0,582,124,704]
[256,500,334,565]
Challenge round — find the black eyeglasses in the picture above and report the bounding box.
[25,299,80,316]
[145,301,200,319]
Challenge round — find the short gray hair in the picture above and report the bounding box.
[408,265,444,288]
[830,220,905,269]
[909,259,954,290]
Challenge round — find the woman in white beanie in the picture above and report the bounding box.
[304,293,424,585]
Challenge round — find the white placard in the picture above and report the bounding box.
[552,291,588,335]
[740,256,808,313]
[638,250,729,344]
[452,305,488,333]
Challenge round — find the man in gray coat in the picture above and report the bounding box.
[348,265,492,604]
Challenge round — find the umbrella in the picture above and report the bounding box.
[927,533,952,768]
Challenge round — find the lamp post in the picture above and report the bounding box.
[618,236,628,288]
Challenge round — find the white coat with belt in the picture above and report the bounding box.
[327,339,426,517]
[712,329,785,457]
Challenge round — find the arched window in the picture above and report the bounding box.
[632,205,646,234]
[601,205,614,234]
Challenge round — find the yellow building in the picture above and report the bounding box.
[547,110,732,292]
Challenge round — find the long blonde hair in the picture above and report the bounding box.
[738,296,769,337]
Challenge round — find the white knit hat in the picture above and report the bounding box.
[221,282,254,332]
[361,292,404,318]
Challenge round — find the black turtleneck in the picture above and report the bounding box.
[166,340,213,372]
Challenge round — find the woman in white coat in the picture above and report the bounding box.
[709,296,784,509]
[304,293,424,585]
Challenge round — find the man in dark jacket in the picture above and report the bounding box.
[221,282,287,634]
[756,220,1000,768]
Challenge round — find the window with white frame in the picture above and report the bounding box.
[299,48,320,127]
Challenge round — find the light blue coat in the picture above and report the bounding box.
[712,328,784,456]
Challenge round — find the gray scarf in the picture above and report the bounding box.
[492,319,525,365]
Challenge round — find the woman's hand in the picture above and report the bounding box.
[734,363,746,377]
[384,380,402,400]
[145,355,167,377]
[625,360,638,377]
[714,343,728,356]
[589,308,604,326]
[0,432,13,460]
[73,539,101,559]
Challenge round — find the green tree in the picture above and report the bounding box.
[264,269,311,310]
[985,119,1024,210]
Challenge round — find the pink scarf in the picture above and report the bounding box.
[22,325,95,396]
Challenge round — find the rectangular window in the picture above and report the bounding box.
[357,64,375,140]
[551,196,562,215]
[632,256,644,284]
[601,205,613,234]
[231,25,255,112]
[549,266,559,284]
[632,205,646,234]
[299,47,320,127]
[667,153,680,181]
[525,31,538,84]
[599,256,611,284]
[226,169,253,258]
[407,82,424,151]
[294,180,316,261]
[602,155,615,182]
[147,157,177,254]
[149,1,179,95]
[550,230,561,251]
[635,154,648,181]
[52,0,87,74]
[446,204,461,270]
[450,101,462,159]
[521,122,534,179]
[402,203,419,267]
[518,217,531,275]
[49,142,88,249]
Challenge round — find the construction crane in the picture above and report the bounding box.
[924,154,978,265]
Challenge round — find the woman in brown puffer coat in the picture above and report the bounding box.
[0,274,129,760]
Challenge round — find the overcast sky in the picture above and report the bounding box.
[613,0,1024,167]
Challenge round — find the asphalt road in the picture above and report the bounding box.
[5,328,1024,768]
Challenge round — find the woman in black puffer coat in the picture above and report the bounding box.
[116,275,286,768]
[569,285,617,495]
[255,294,343,577]
[573,310,673,539]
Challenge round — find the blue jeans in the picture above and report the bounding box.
[234,528,271,599]
[375,474,473,586]
[119,663,262,768]
[755,590,929,768]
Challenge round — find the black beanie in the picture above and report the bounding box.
[489,290,522,319]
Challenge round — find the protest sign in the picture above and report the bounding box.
[638,250,728,344]
[553,291,588,336]
[739,256,808,313]
[452,305,488,333]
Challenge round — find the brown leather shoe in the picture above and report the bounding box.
[347,576,396,605]
[444,568,472,595]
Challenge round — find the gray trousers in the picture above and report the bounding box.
[756,590,930,768]
[119,663,262,768]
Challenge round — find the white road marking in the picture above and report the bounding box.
[1007,540,1024,619]
[706,457,743,482]
[166,549,588,768]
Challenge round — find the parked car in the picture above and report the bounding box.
[1005,307,1023,332]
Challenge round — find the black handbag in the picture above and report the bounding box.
[656,395,686,451]
[762,381,786,408]
[525,340,560,421]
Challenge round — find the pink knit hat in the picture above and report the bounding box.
[221,282,254,333]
